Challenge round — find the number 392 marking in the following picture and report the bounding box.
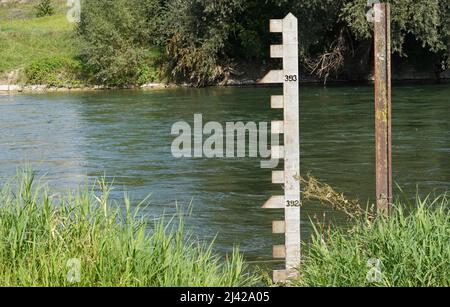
[286,200,301,207]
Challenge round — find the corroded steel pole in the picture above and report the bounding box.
[374,3,392,214]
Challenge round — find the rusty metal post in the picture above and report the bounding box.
[374,3,392,214]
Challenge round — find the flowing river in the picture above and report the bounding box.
[0,84,448,264]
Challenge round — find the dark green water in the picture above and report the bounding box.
[0,84,448,262]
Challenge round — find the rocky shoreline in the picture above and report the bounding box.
[0,83,176,93]
[1,71,449,93]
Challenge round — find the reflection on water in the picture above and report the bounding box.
[0,84,448,261]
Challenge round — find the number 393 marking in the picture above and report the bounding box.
[285,75,298,82]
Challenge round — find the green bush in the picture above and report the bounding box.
[77,0,450,86]
[160,0,244,86]
[78,0,162,86]
[296,195,450,287]
[0,170,259,286]
[24,56,84,87]
[35,0,55,18]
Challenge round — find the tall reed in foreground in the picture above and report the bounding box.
[295,194,449,287]
[0,171,259,286]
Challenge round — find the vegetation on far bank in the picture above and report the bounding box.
[0,1,81,86]
[1,0,449,87]
[78,0,450,86]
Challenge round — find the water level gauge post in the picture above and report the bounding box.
[259,13,301,283]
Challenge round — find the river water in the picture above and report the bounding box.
[0,84,448,263]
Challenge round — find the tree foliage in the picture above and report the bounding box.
[78,0,450,86]
[35,0,55,17]
[342,0,448,54]
[160,0,245,86]
[78,0,161,86]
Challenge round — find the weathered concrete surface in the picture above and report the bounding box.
[0,84,23,92]
[260,13,301,283]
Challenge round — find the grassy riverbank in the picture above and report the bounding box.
[0,171,258,286]
[0,1,162,87]
[0,1,82,85]
[0,15,77,73]
[296,194,449,287]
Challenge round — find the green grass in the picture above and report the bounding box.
[1,168,447,287]
[0,1,81,85]
[0,0,68,21]
[295,195,450,287]
[0,1,162,86]
[0,170,259,286]
[0,14,78,74]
